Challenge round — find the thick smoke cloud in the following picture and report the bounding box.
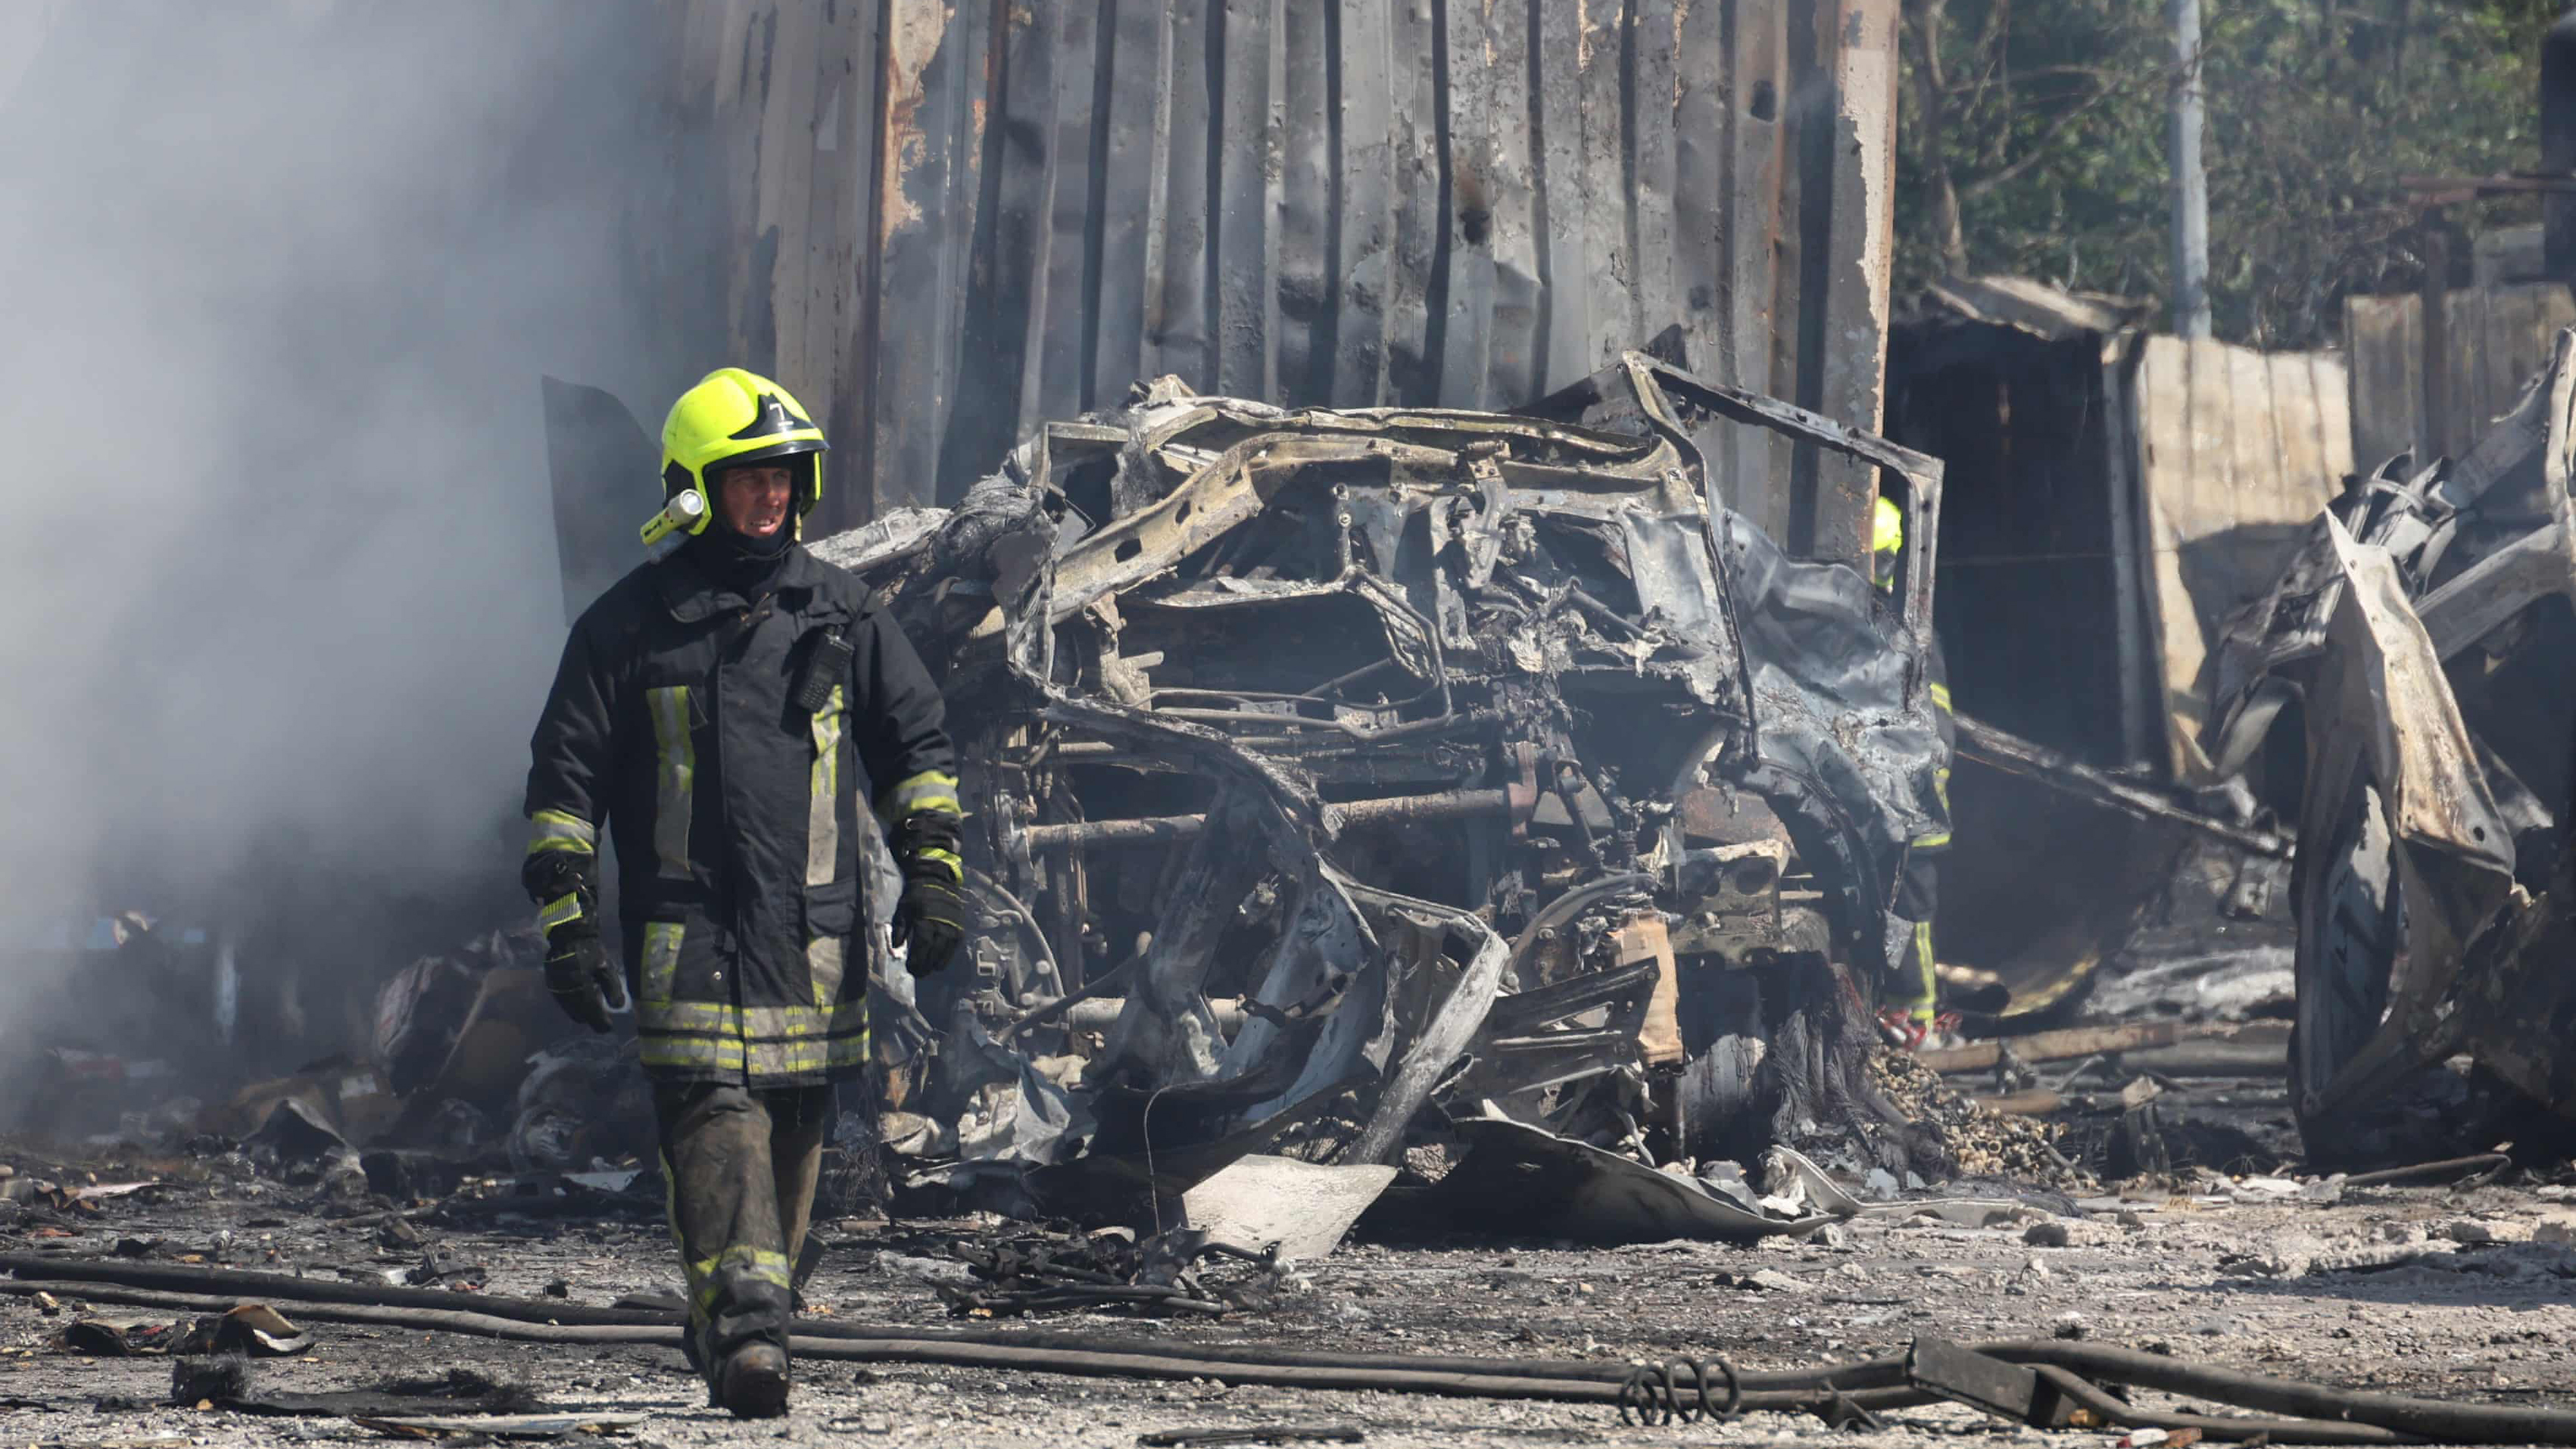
[0,2,681,1068]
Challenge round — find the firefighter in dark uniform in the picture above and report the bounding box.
[522,368,965,1417]
[1875,495,1954,1046]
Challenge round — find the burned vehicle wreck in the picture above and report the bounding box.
[2205,329,2576,1170]
[798,356,1954,1233]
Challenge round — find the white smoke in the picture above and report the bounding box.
[0,2,685,1069]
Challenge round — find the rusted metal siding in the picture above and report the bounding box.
[2345,282,2576,474]
[2131,336,2352,784]
[656,0,1895,559]
[1795,0,1901,565]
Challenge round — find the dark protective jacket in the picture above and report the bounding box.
[525,543,957,1086]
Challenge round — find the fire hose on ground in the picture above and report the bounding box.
[7,1256,2574,1442]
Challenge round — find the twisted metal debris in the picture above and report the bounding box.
[810,354,1955,1227]
[2206,327,2576,1167]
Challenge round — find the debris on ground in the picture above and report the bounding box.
[348,1410,646,1441]
[170,1360,541,1419]
[1137,1426,1364,1447]
[171,1305,312,1358]
[10,1147,2576,1444]
[1871,1051,2082,1184]
[1177,1156,1393,1265]
[938,1226,1286,1318]
[46,1304,312,1360]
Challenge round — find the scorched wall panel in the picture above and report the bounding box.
[647,0,1894,558]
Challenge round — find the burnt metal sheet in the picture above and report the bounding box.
[2206,326,2576,1165]
[642,0,1890,554]
[875,0,991,509]
[1158,0,1217,394]
[1383,1126,2026,1242]
[1436,0,1493,408]
[1715,0,1788,541]
[2451,858,2576,1122]
[1917,276,2150,343]
[2285,519,2516,1137]
[539,378,657,627]
[661,2,884,507]
[1417,1116,1847,1244]
[2203,330,2576,778]
[1801,0,1900,569]
[1340,885,1508,1165]
[948,0,1060,468]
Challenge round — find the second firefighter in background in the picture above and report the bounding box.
[1874,494,1954,1047]
[519,368,963,1418]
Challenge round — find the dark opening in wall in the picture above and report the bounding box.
[1887,324,2129,766]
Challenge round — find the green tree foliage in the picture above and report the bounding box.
[1897,0,2561,347]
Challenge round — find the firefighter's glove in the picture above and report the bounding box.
[543,918,625,1033]
[893,815,967,977]
[894,877,967,977]
[528,853,622,1033]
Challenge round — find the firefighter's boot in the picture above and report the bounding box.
[716,1342,791,1419]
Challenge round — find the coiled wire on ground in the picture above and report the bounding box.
[1616,1356,1742,1426]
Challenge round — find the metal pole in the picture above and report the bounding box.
[1018,787,1520,852]
[2169,0,2212,339]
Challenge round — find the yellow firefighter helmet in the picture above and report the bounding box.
[647,369,828,542]
[1873,495,1904,590]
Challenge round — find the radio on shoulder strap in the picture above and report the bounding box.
[793,625,854,714]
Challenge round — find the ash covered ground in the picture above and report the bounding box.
[7,1129,2575,1449]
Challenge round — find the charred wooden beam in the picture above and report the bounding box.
[1918,1020,2206,1074]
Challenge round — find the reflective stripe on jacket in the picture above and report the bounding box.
[1913,634,1955,852]
[525,544,957,1086]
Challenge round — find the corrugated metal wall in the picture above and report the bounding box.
[652,0,1901,557]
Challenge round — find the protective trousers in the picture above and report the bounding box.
[653,1082,831,1377]
[1888,852,1941,1025]
[1889,641,1952,1027]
